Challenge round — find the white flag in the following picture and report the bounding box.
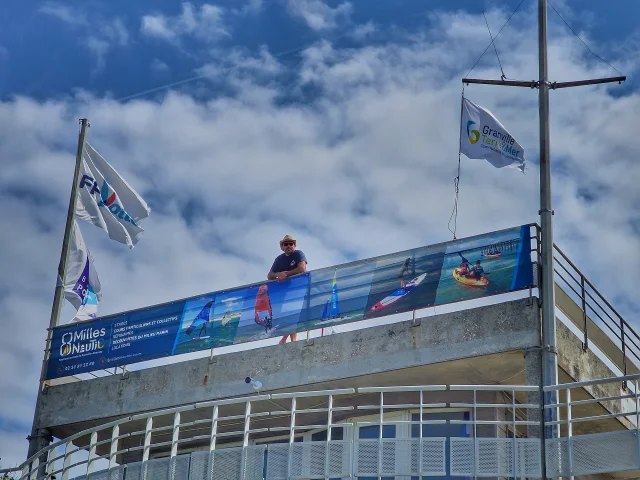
[460,97,525,172]
[65,220,102,322]
[76,142,151,248]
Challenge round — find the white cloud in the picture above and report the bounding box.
[38,1,88,26]
[141,2,229,44]
[2,5,640,470]
[287,0,352,31]
[151,58,170,75]
[38,3,129,73]
[234,0,264,16]
[351,21,376,41]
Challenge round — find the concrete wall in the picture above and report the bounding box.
[37,297,540,429]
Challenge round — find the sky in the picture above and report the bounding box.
[2,0,640,470]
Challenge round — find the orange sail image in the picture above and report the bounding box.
[254,284,273,331]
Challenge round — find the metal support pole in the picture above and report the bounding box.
[537,0,559,446]
[28,119,90,464]
[581,276,588,351]
[567,389,574,480]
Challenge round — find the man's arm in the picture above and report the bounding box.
[282,261,307,278]
[267,270,279,280]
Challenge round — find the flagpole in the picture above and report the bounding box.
[27,118,90,463]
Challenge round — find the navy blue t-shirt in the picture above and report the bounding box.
[271,250,307,273]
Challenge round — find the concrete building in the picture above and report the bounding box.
[5,245,640,480]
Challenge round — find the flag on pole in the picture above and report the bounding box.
[460,96,526,172]
[76,142,151,248]
[65,220,102,321]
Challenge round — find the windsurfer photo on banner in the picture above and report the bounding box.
[173,291,244,355]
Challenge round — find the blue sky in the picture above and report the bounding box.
[1,0,640,471]
[1,0,637,100]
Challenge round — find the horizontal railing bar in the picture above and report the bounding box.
[449,403,539,409]
[566,393,638,408]
[289,407,353,415]
[271,388,355,399]
[195,394,271,408]
[131,405,195,421]
[268,422,354,433]
[358,385,447,393]
[450,420,539,426]
[61,459,89,471]
[544,373,640,391]
[356,403,448,410]
[545,410,633,426]
[553,260,583,289]
[176,434,210,444]
[355,420,448,426]
[449,385,538,392]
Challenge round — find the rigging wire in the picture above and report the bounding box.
[547,0,623,76]
[464,0,526,78]
[447,85,465,240]
[482,11,507,80]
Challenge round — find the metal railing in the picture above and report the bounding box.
[553,241,640,379]
[4,376,640,480]
[544,373,640,477]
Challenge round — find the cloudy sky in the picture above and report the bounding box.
[1,0,640,469]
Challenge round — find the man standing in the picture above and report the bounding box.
[268,235,307,281]
[268,235,307,343]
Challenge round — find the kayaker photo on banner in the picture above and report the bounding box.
[435,226,532,304]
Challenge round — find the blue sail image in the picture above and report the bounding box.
[322,271,339,319]
[185,300,215,336]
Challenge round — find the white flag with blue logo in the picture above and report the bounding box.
[460,97,525,172]
[76,142,151,248]
[65,220,102,322]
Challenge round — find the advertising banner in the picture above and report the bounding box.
[46,225,534,380]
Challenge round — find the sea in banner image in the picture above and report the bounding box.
[173,290,244,355]
[435,225,533,305]
[300,261,376,331]
[363,244,447,319]
[174,273,311,353]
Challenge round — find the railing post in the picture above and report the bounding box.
[109,425,119,470]
[418,390,423,478]
[635,380,640,470]
[325,394,333,477]
[240,401,251,480]
[378,392,384,478]
[288,397,296,480]
[87,430,98,474]
[511,389,517,478]
[209,405,219,480]
[581,275,588,351]
[567,388,574,480]
[473,389,477,480]
[142,416,153,462]
[61,441,72,480]
[171,412,180,458]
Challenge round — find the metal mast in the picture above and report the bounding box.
[462,0,624,475]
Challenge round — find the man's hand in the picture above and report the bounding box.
[275,271,287,282]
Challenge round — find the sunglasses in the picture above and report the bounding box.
[282,242,295,246]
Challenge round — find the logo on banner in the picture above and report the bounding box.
[79,175,138,226]
[60,327,106,357]
[467,121,480,144]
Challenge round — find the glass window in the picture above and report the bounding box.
[311,427,344,442]
[359,425,396,480]
[411,411,470,480]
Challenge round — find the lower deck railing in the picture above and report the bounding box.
[4,374,640,480]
